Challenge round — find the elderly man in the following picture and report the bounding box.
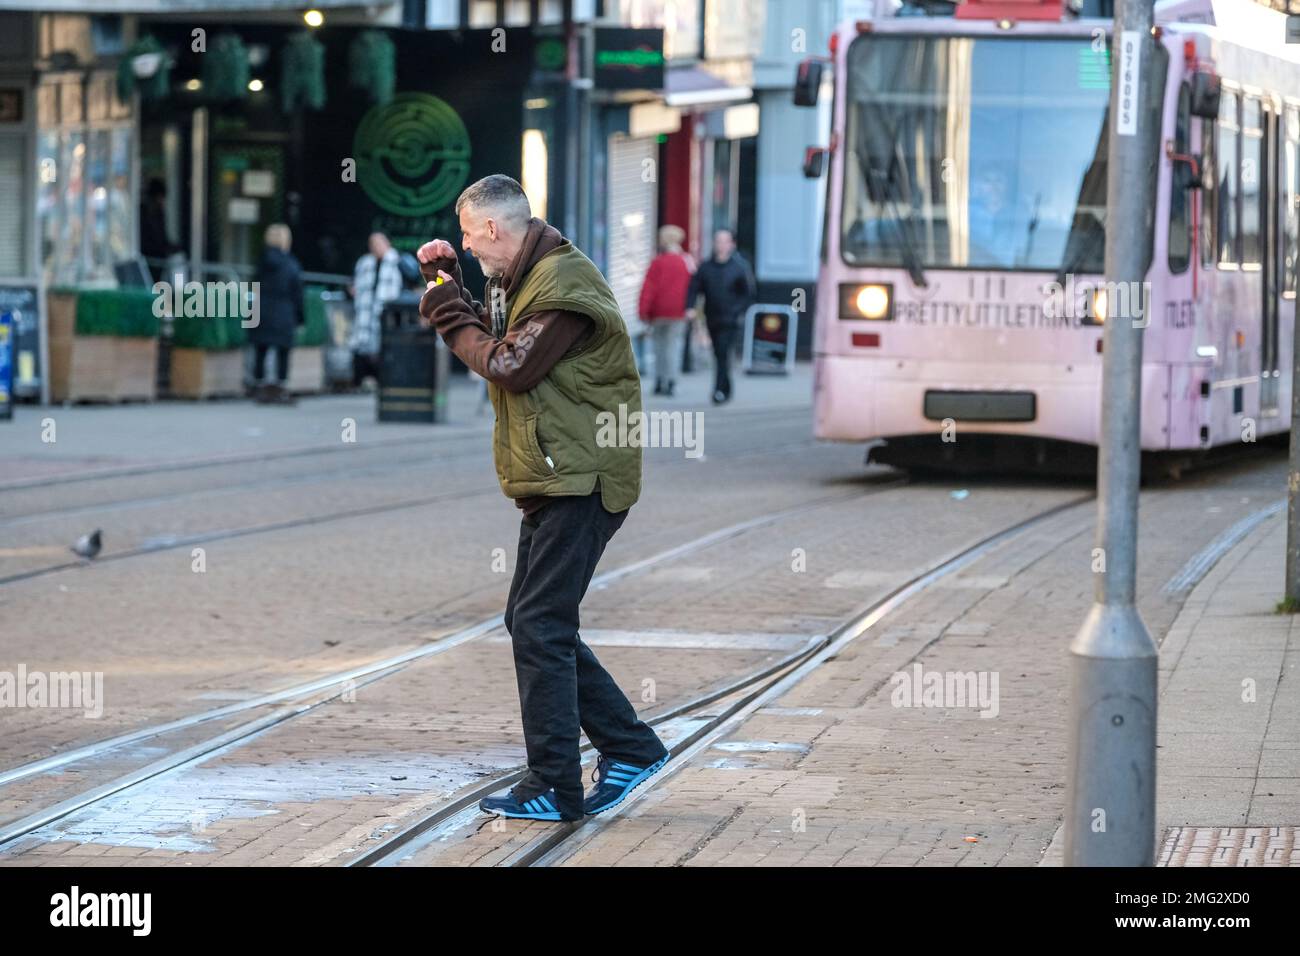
[349,231,404,387]
[417,175,669,823]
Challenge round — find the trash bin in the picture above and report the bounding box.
[377,291,449,423]
[320,290,355,391]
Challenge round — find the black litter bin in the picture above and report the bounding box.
[377,291,450,423]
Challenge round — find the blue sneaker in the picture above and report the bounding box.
[479,787,575,822]
[583,753,670,815]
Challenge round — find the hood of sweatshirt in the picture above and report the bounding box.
[502,217,568,298]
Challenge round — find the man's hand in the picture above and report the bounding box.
[417,239,459,290]
[418,269,458,328]
[416,239,456,264]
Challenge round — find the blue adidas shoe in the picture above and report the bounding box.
[479,787,576,822]
[583,753,670,815]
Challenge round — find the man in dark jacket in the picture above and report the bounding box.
[686,228,756,404]
[250,223,304,404]
[416,174,669,823]
[139,178,182,282]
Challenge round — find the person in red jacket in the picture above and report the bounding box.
[637,224,695,397]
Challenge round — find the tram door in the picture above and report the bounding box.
[1262,101,1280,414]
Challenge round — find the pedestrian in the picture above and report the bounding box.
[250,223,304,405]
[349,231,403,388]
[416,174,670,822]
[686,228,756,404]
[637,224,694,397]
[139,178,183,282]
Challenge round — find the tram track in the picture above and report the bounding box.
[6,401,810,498]
[0,477,898,849]
[352,491,1096,867]
[0,418,819,587]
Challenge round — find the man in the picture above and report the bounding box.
[349,231,404,387]
[686,228,755,404]
[416,175,669,823]
[139,178,182,282]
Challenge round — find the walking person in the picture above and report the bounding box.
[416,175,670,822]
[250,223,304,405]
[139,177,183,282]
[638,224,694,397]
[686,228,756,404]
[348,231,403,388]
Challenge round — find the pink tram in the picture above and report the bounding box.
[796,0,1300,471]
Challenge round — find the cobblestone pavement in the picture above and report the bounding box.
[1,366,1292,867]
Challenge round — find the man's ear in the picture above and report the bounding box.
[485,218,498,242]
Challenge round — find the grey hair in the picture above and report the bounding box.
[264,223,292,251]
[455,174,532,231]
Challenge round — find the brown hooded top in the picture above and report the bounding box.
[418,218,596,515]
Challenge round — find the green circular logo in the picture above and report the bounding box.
[353,92,471,217]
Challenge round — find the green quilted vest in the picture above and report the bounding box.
[487,243,643,513]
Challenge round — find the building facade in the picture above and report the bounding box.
[0,0,781,404]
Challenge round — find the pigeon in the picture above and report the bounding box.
[71,529,102,560]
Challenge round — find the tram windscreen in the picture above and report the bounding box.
[841,35,1115,274]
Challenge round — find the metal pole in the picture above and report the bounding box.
[1292,3,1300,607]
[1064,0,1159,867]
[1288,182,1300,603]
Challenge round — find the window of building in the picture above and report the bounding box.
[36,74,132,285]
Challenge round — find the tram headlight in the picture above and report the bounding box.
[1088,287,1107,325]
[839,282,893,320]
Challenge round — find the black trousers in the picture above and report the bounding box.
[253,344,290,384]
[504,491,668,819]
[708,323,737,398]
[352,351,381,387]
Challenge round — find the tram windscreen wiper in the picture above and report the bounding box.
[859,112,929,289]
[1054,223,1105,288]
[1053,108,1109,286]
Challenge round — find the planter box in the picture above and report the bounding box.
[47,292,157,403]
[170,347,245,399]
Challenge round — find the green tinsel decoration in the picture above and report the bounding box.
[348,30,396,106]
[202,32,250,102]
[116,35,171,103]
[281,31,327,113]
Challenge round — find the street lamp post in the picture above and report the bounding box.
[1064,0,1160,867]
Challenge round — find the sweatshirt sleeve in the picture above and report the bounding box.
[419,252,483,315]
[419,278,592,393]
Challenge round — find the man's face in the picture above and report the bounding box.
[368,233,390,259]
[713,230,735,261]
[973,172,1007,215]
[459,206,509,277]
